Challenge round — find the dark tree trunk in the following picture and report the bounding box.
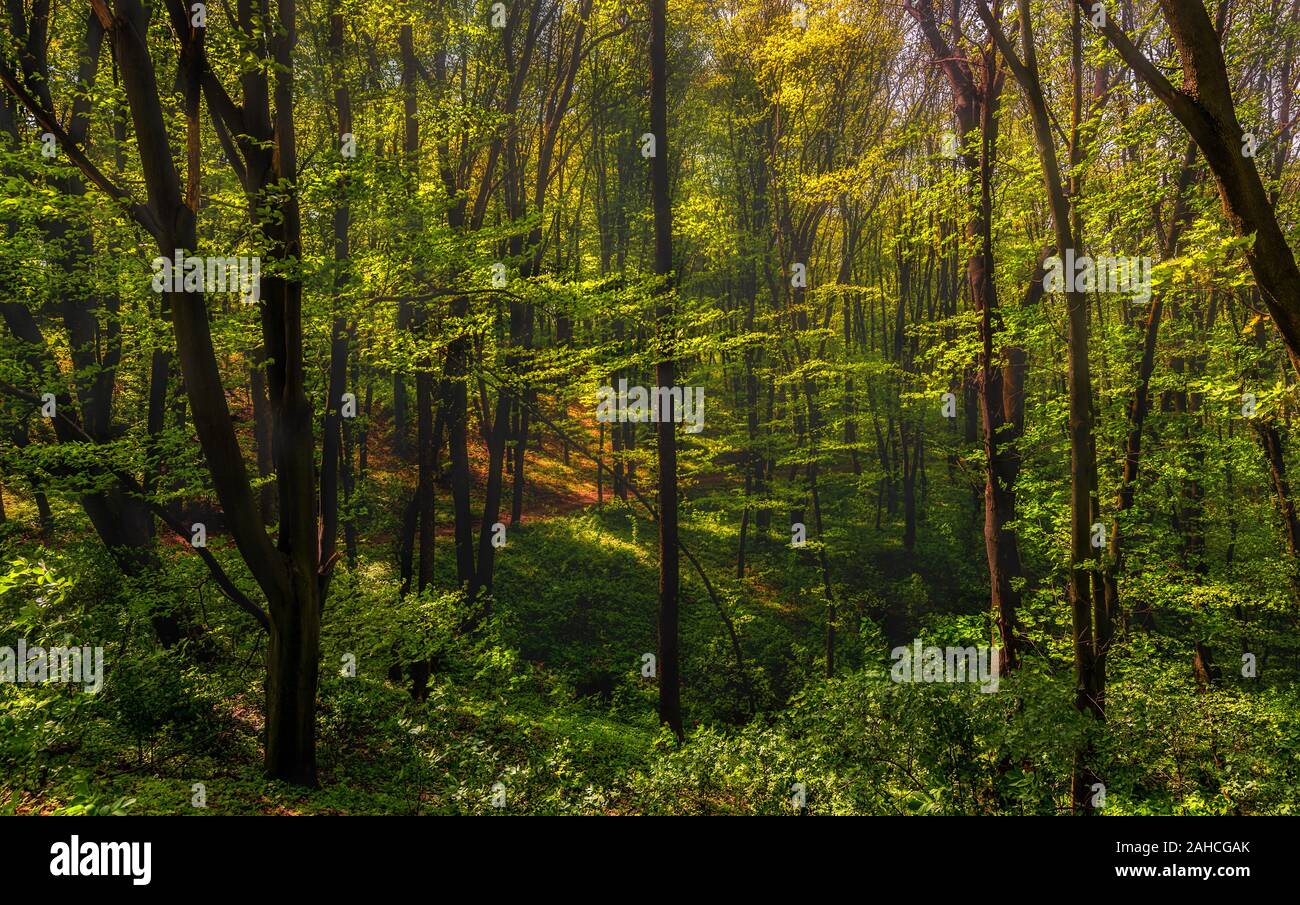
[978,0,1104,813]
[319,5,353,582]
[909,0,1022,671]
[650,0,682,740]
[0,8,186,645]
[251,357,276,525]
[443,320,476,590]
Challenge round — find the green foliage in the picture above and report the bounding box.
[2,0,1299,817]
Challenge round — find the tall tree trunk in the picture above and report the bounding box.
[906,2,1023,668]
[650,0,682,740]
[978,0,1104,813]
[251,356,276,524]
[260,0,320,786]
[320,4,352,583]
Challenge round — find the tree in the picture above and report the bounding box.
[976,0,1105,812]
[650,0,682,740]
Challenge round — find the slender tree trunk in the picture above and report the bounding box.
[320,5,353,582]
[251,357,276,525]
[650,0,682,740]
[979,0,1104,812]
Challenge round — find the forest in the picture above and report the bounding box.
[0,0,1297,817]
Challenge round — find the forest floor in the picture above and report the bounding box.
[5,400,1300,815]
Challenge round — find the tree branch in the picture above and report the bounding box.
[0,379,270,632]
[0,61,163,240]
